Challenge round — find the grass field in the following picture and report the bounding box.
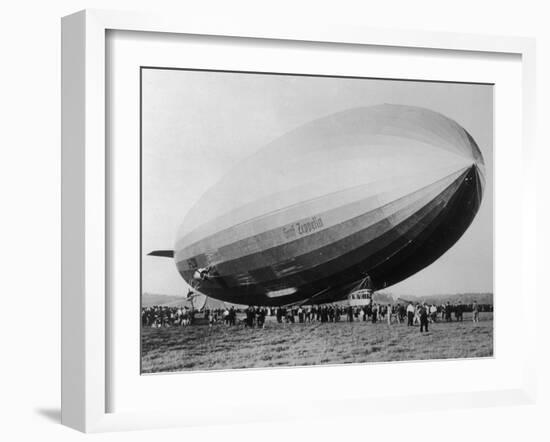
[141,312,493,373]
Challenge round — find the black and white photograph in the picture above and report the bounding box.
[140,68,493,374]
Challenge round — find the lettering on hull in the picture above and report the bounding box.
[282,216,324,239]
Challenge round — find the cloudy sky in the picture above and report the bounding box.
[142,68,493,297]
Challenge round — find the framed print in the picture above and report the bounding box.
[61,9,537,432]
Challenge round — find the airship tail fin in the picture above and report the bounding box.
[148,250,174,258]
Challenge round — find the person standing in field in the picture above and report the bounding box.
[430,304,438,323]
[306,307,312,322]
[445,301,453,322]
[456,301,464,322]
[472,301,480,323]
[397,303,405,323]
[387,304,393,325]
[347,305,354,322]
[407,302,414,326]
[420,303,429,333]
[276,307,283,323]
[245,306,255,327]
[413,304,421,325]
[329,305,335,322]
[258,307,267,328]
[209,309,216,327]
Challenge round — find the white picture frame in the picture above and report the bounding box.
[61,9,537,433]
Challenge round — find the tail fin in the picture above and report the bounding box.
[148,250,174,258]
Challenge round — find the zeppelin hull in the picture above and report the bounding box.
[174,105,486,306]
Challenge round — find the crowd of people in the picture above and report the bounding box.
[141,305,238,328]
[142,300,491,331]
[141,305,196,327]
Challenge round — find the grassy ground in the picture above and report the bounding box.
[141,312,493,373]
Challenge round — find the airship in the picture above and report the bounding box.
[150,104,485,306]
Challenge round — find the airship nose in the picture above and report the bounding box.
[463,129,486,197]
[468,162,485,210]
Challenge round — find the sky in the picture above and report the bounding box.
[141,68,493,297]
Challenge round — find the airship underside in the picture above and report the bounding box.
[171,105,485,306]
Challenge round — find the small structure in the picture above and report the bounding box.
[347,276,374,306]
